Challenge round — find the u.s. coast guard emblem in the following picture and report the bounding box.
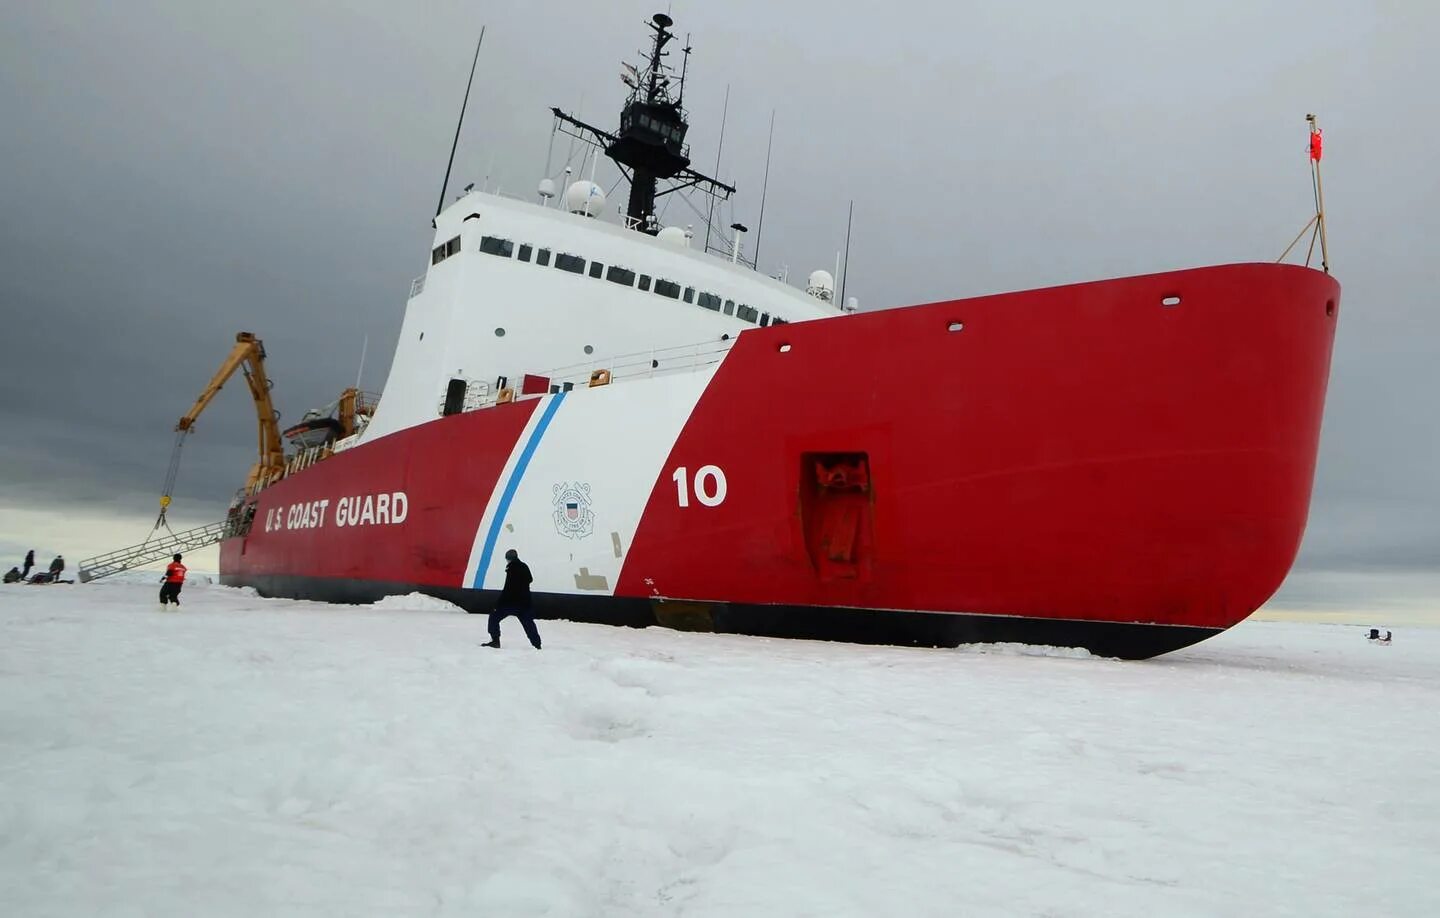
[552,482,595,540]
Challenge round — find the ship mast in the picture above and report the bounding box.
[550,12,735,235]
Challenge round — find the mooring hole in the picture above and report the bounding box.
[947,321,964,332]
[1161,295,1182,307]
[778,343,792,353]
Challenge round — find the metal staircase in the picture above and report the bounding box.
[78,520,233,583]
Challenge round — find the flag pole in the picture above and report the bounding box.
[1306,113,1330,274]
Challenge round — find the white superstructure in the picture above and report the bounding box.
[361,187,841,443]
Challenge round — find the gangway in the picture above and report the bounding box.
[78,520,233,583]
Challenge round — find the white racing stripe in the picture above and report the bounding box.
[463,368,718,594]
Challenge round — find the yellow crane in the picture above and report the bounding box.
[155,332,284,529]
[336,386,376,438]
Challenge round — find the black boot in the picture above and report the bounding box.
[481,639,500,648]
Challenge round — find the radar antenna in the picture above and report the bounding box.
[550,13,735,234]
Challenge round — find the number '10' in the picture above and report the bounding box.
[672,465,727,507]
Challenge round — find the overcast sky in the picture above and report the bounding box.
[1,1,1435,609]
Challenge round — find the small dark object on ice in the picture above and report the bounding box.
[1367,628,1393,644]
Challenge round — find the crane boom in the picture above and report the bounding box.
[159,332,284,525]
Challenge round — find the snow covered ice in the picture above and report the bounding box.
[2,582,1436,917]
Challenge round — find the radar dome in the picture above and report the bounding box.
[564,180,606,217]
[537,178,556,200]
[656,225,690,248]
[806,270,835,302]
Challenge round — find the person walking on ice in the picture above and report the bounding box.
[159,553,187,610]
[483,549,541,649]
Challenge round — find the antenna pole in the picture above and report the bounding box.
[677,35,691,107]
[704,84,730,254]
[753,109,776,269]
[355,335,368,391]
[838,200,854,309]
[435,26,485,219]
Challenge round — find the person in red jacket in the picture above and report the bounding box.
[160,553,187,609]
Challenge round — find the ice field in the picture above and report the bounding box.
[1,579,1435,917]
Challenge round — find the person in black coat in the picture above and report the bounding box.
[483,549,541,649]
[22,550,34,579]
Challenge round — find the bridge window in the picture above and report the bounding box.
[535,248,551,267]
[759,313,771,327]
[589,261,605,279]
[654,279,681,299]
[431,235,461,265]
[555,253,585,274]
[772,317,787,326]
[518,244,533,262]
[683,286,696,304]
[737,304,759,323]
[723,300,735,316]
[638,274,652,291]
[479,235,513,257]
[697,292,722,311]
[607,266,636,286]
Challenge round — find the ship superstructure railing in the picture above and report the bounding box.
[542,337,736,390]
[239,388,382,497]
[447,336,739,416]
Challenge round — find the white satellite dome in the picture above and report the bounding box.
[564,180,606,217]
[656,225,690,248]
[537,177,557,200]
[806,269,835,302]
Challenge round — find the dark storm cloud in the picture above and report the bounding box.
[1,1,1435,590]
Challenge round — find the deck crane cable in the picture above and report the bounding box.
[146,429,188,543]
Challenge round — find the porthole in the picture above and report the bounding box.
[495,327,506,337]
[583,344,594,354]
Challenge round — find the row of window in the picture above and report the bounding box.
[477,234,786,328]
[624,112,684,144]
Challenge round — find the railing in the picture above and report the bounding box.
[240,390,383,493]
[540,337,737,391]
[77,519,234,583]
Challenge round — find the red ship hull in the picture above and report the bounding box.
[221,263,1340,658]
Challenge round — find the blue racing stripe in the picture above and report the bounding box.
[472,391,567,589]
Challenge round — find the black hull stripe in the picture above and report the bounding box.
[221,575,1215,661]
[221,574,1222,661]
